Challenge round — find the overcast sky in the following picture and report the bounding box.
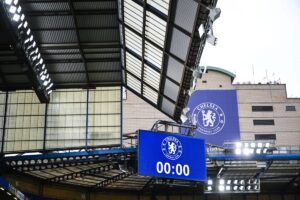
[200,0,300,97]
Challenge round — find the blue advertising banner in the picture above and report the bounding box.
[183,90,240,146]
[138,130,206,181]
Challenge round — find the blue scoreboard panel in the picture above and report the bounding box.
[138,130,206,181]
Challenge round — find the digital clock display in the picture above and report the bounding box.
[138,130,206,181]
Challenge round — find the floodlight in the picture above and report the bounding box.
[226,186,231,191]
[227,180,231,184]
[263,148,267,154]
[207,186,212,191]
[233,180,238,185]
[206,34,217,46]
[253,185,259,190]
[239,186,244,191]
[41,64,45,70]
[9,5,17,14]
[23,21,28,28]
[265,143,270,148]
[235,149,241,155]
[29,35,33,41]
[26,28,31,35]
[236,142,242,148]
[249,148,254,154]
[5,0,13,5]
[208,179,213,185]
[20,14,24,21]
[246,185,251,191]
[12,14,20,22]
[219,179,225,185]
[250,143,256,148]
[218,185,225,191]
[244,143,249,148]
[0,187,4,191]
[198,24,205,38]
[17,6,21,13]
[243,148,250,155]
[257,143,262,148]
[13,0,19,5]
[47,90,53,95]
[233,186,238,191]
[256,149,261,154]
[240,180,245,185]
[43,78,52,86]
[46,83,53,90]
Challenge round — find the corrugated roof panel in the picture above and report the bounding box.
[41,49,80,54]
[144,64,160,91]
[126,52,142,79]
[43,54,82,60]
[73,1,116,10]
[124,0,143,33]
[84,53,120,59]
[147,0,170,16]
[0,64,23,74]
[143,85,158,105]
[47,63,86,73]
[161,97,175,116]
[51,73,87,83]
[125,28,142,56]
[127,73,141,94]
[76,15,118,28]
[169,28,190,61]
[144,41,163,69]
[145,11,167,47]
[28,16,75,29]
[33,30,77,43]
[86,62,120,71]
[88,72,121,82]
[79,30,119,42]
[83,48,119,53]
[23,2,70,12]
[5,75,30,83]
[174,0,198,33]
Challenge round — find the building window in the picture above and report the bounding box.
[202,80,207,83]
[253,119,275,125]
[255,134,276,140]
[286,105,296,111]
[252,106,273,112]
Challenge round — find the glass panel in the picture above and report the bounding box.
[4,91,45,152]
[145,11,167,47]
[144,64,160,91]
[143,85,158,105]
[147,0,170,16]
[125,28,143,56]
[145,41,163,69]
[127,73,141,94]
[126,51,142,78]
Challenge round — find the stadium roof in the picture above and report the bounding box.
[0,0,218,121]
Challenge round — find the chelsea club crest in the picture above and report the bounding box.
[161,136,183,160]
[191,102,225,135]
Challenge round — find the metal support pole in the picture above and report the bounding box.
[43,103,48,152]
[1,92,8,154]
[120,86,123,146]
[85,89,89,151]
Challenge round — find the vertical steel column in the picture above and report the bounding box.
[85,89,89,150]
[120,86,123,146]
[1,92,8,154]
[43,103,48,151]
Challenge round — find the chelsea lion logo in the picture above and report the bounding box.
[191,102,225,135]
[161,136,183,160]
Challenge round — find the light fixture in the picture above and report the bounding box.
[232,141,274,155]
[5,0,13,5]
[204,178,260,194]
[12,14,20,22]
[20,14,24,21]
[26,28,31,35]
[218,185,225,191]
[17,5,21,13]
[9,5,17,14]
[46,83,53,90]
[13,0,19,5]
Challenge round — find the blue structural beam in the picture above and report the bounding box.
[2,148,300,162]
[208,153,300,161]
[1,148,136,161]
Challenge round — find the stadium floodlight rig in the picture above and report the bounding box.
[0,0,53,102]
[223,140,275,156]
[204,178,260,193]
